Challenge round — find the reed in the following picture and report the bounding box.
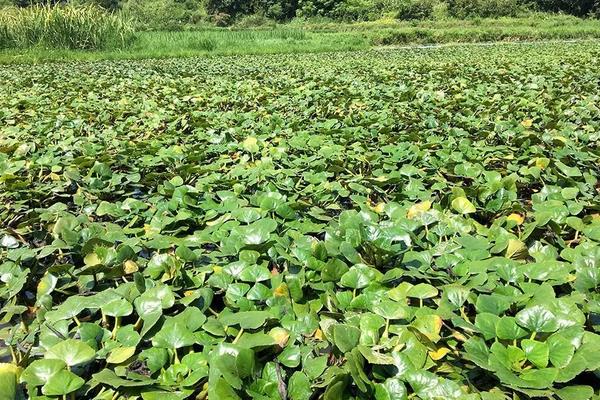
[0,4,135,50]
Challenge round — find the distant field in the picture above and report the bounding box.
[1,42,600,399]
[3,15,600,63]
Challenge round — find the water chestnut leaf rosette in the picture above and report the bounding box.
[2,42,600,399]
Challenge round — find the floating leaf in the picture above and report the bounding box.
[20,359,66,387]
[451,197,476,214]
[407,201,431,219]
[42,369,85,396]
[45,340,95,367]
[515,305,559,333]
[0,363,20,399]
[332,324,361,353]
[219,311,272,330]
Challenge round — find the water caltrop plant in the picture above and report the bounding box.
[1,42,600,399]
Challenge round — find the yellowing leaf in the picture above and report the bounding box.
[506,239,528,260]
[106,346,136,364]
[507,213,524,225]
[0,363,20,400]
[407,201,431,219]
[83,253,101,267]
[521,119,533,128]
[372,202,386,213]
[205,214,230,226]
[313,328,324,341]
[143,224,160,237]
[412,314,443,342]
[553,136,567,145]
[429,347,451,361]
[123,260,138,274]
[452,331,467,342]
[534,157,550,169]
[451,197,476,214]
[268,327,289,348]
[242,136,259,153]
[273,283,288,297]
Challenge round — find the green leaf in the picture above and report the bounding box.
[374,377,408,400]
[515,305,559,333]
[476,294,511,315]
[547,334,575,368]
[340,264,381,289]
[238,264,271,282]
[404,370,464,399]
[519,367,558,389]
[102,298,133,317]
[152,321,196,349]
[521,339,549,368]
[295,357,321,382]
[42,369,85,396]
[332,324,361,353]
[93,369,155,388]
[475,313,500,341]
[106,346,137,364]
[289,371,312,400]
[278,346,302,368]
[20,359,67,386]
[235,332,276,349]
[371,299,409,320]
[45,339,95,367]
[211,343,255,388]
[236,218,277,245]
[555,385,594,400]
[219,311,273,330]
[406,283,438,299]
[140,348,170,374]
[496,316,528,340]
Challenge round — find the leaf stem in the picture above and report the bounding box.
[382,319,390,339]
[112,316,121,338]
[233,328,244,344]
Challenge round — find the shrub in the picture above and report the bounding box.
[206,0,252,17]
[211,11,232,26]
[396,0,436,20]
[447,0,520,18]
[296,0,340,18]
[529,0,597,16]
[253,0,299,20]
[0,4,135,49]
[120,0,207,31]
[234,13,276,28]
[333,0,378,20]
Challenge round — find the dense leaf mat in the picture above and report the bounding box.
[1,43,600,400]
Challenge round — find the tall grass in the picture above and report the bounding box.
[0,5,135,50]
[133,29,308,54]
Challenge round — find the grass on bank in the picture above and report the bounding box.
[3,13,600,63]
[0,29,368,63]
